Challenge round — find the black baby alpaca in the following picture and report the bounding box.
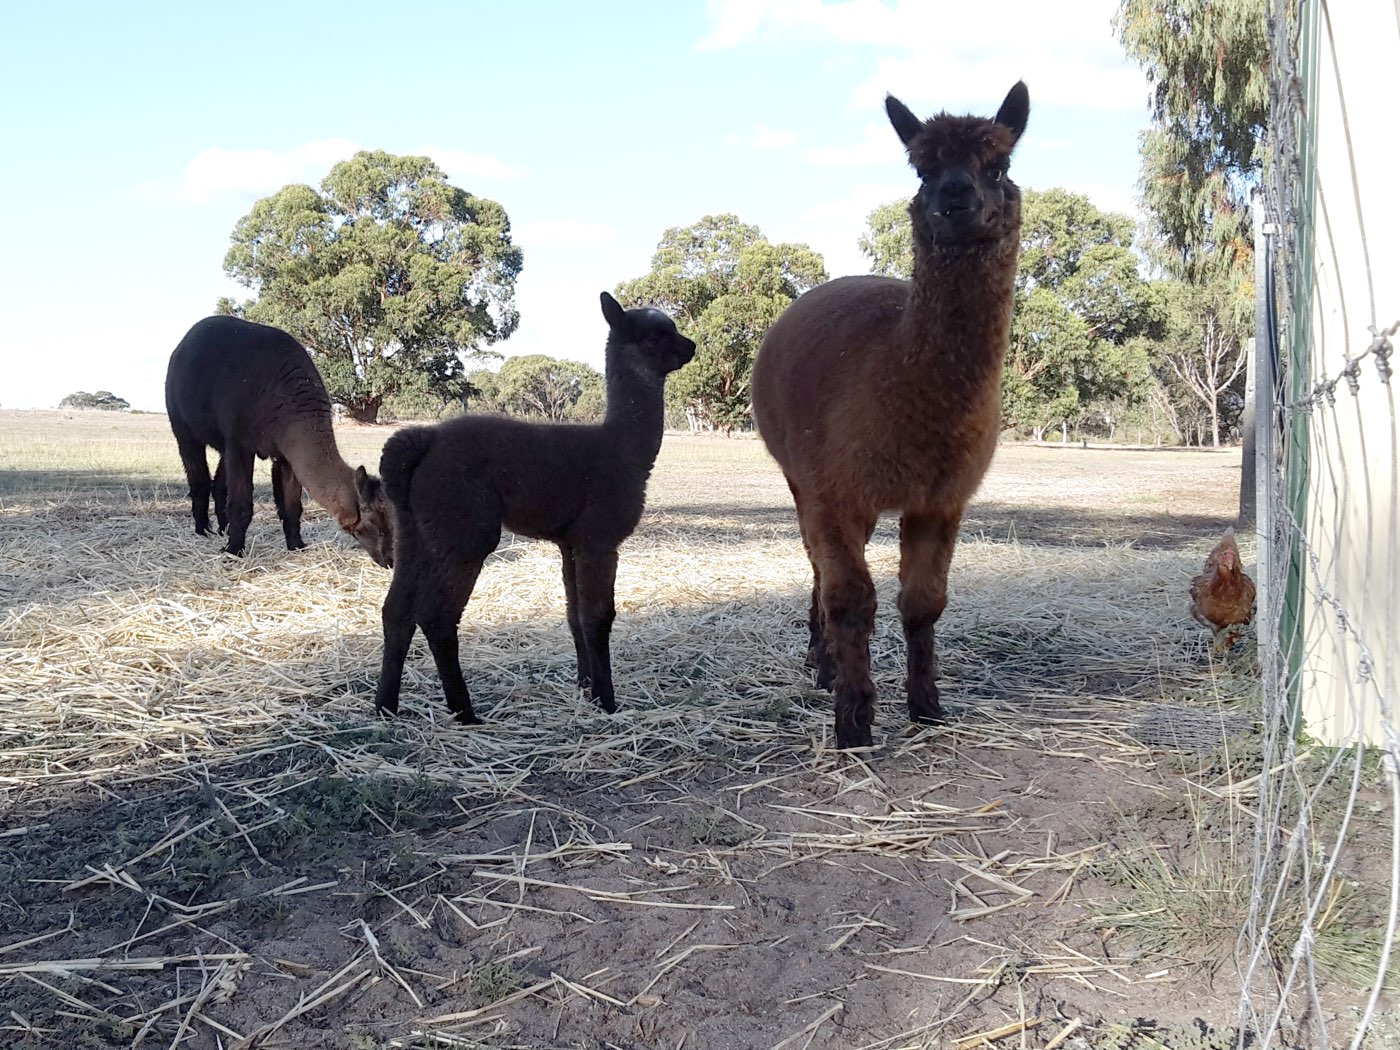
[374,292,695,723]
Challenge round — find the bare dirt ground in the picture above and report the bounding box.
[0,412,1370,1048]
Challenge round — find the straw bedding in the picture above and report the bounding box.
[0,433,1268,1048]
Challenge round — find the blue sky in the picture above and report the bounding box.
[0,0,1151,412]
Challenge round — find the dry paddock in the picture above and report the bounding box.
[0,410,1358,1048]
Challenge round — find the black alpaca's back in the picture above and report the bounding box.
[373,293,695,724]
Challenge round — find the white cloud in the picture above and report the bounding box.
[180,138,361,202]
[697,0,1149,114]
[805,120,899,166]
[790,180,912,277]
[727,122,798,148]
[697,0,899,50]
[146,139,520,205]
[513,220,617,245]
[420,145,521,181]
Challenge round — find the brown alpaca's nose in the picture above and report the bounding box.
[936,170,977,214]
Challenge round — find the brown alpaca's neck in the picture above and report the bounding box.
[905,233,1020,389]
[283,429,360,528]
[602,363,666,468]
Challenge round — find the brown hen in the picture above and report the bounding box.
[1190,528,1256,646]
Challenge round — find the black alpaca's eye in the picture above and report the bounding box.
[991,169,1003,183]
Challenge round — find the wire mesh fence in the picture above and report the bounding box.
[1244,1,1400,1045]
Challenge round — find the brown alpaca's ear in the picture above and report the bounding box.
[885,94,923,147]
[995,81,1030,144]
[600,291,627,330]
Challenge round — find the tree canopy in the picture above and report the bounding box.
[219,150,523,423]
[858,188,1160,437]
[616,215,826,432]
[1114,0,1263,445]
[467,355,606,423]
[60,390,130,411]
[857,200,914,280]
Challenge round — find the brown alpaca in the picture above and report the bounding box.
[373,292,695,724]
[751,82,1029,748]
[165,315,394,567]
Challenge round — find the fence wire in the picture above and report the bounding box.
[1242,1,1400,1046]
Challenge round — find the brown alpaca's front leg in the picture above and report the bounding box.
[897,511,960,725]
[573,546,619,713]
[271,458,306,551]
[810,516,879,748]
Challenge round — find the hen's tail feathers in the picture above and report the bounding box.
[380,426,435,513]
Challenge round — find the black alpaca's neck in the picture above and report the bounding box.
[602,353,666,466]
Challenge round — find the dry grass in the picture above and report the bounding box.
[0,409,1333,1049]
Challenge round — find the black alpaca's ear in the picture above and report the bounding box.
[600,291,627,330]
[885,94,924,147]
[994,81,1030,145]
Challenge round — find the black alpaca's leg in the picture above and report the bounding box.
[221,447,256,556]
[272,458,306,551]
[414,492,499,724]
[573,546,619,713]
[173,430,214,537]
[808,507,879,748]
[212,456,228,534]
[559,542,590,689]
[375,569,417,717]
[419,562,485,725]
[897,511,960,725]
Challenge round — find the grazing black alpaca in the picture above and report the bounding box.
[165,315,394,567]
[374,292,695,723]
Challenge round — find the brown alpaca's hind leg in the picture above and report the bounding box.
[897,511,960,725]
[805,571,834,690]
[271,458,306,551]
[572,546,620,713]
[807,509,879,748]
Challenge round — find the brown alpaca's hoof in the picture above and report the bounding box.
[907,683,945,726]
[834,709,874,749]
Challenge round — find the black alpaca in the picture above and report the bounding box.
[165,315,394,567]
[374,292,696,723]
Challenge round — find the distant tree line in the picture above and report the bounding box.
[60,390,130,411]
[218,1,1266,452]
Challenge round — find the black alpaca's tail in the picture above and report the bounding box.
[379,426,436,513]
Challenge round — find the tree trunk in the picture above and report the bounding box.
[1210,397,1221,448]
